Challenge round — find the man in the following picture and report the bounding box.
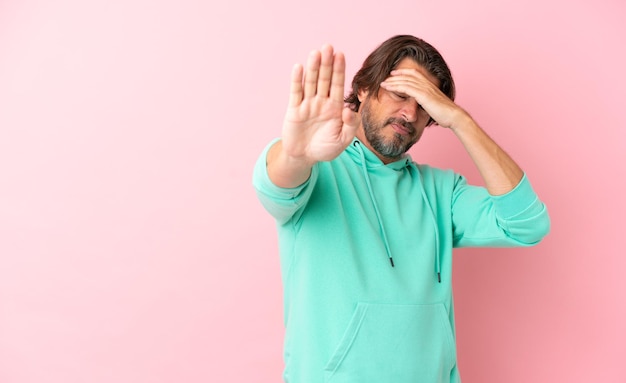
[253,35,550,383]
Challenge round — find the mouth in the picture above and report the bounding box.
[389,121,413,136]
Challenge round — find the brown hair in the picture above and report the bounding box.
[345,35,456,124]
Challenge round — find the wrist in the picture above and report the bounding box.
[448,110,477,135]
[281,150,316,170]
[270,140,315,170]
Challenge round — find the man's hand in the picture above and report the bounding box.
[267,45,359,188]
[381,67,523,195]
[380,68,469,130]
[281,44,359,164]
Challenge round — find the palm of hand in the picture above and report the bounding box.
[283,95,348,162]
[281,45,358,164]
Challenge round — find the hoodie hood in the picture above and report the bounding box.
[347,138,442,282]
[345,137,413,171]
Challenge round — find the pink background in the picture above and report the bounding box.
[1,0,624,382]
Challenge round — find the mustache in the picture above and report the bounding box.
[385,118,414,134]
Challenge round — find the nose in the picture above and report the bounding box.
[400,99,419,123]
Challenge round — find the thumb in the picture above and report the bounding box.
[340,107,360,142]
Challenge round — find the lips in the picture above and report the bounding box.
[390,122,412,136]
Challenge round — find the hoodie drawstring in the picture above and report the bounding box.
[354,141,394,267]
[418,182,442,283]
[352,140,442,283]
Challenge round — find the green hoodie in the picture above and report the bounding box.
[253,138,550,383]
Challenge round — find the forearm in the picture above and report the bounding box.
[450,113,524,196]
[266,140,315,189]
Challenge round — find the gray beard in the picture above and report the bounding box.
[360,101,417,160]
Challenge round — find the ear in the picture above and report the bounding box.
[357,89,369,103]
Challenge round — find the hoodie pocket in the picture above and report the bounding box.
[324,302,456,383]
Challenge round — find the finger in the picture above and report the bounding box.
[380,78,418,96]
[340,107,359,144]
[390,68,425,79]
[329,51,346,102]
[303,50,321,99]
[381,76,428,96]
[382,73,420,86]
[316,44,334,97]
[390,69,439,89]
[288,63,304,107]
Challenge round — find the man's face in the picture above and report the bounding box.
[357,58,439,163]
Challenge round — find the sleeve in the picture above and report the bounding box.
[451,173,550,248]
[252,139,319,225]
